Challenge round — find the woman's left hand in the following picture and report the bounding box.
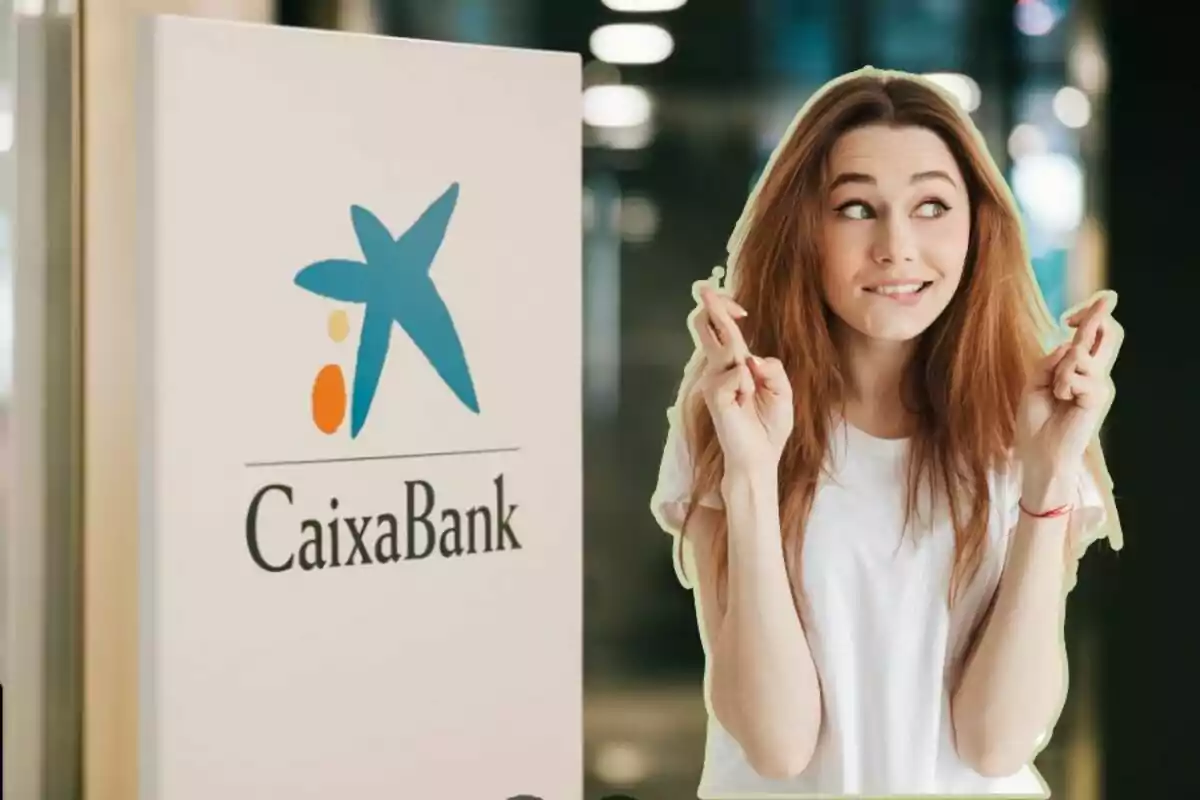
[1016,291,1123,490]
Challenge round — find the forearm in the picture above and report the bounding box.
[952,472,1077,776]
[708,467,822,779]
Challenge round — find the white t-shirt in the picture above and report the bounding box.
[651,407,1107,799]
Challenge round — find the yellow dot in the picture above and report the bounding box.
[327,310,349,343]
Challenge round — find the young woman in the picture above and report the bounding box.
[651,68,1123,798]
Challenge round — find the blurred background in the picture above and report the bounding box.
[1,1,1194,799]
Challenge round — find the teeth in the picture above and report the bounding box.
[870,283,924,295]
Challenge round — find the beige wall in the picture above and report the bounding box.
[80,3,271,798]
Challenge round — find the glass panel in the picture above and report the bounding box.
[5,1,82,796]
[0,0,13,697]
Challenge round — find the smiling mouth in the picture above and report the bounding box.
[864,281,933,297]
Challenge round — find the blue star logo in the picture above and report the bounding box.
[294,182,479,438]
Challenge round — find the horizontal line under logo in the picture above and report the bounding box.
[245,446,521,469]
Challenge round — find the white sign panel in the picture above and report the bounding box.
[137,16,581,799]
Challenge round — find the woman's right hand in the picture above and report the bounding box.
[689,282,795,474]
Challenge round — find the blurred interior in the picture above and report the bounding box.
[2,1,1194,798]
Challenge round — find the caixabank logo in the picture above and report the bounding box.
[294,181,479,438]
[244,182,521,574]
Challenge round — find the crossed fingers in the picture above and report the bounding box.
[689,281,750,371]
[1053,292,1123,407]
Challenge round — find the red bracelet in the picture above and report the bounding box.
[1018,499,1073,519]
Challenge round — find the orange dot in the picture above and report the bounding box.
[311,364,347,434]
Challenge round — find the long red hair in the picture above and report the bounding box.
[677,69,1089,610]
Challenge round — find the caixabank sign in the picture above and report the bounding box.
[138,15,581,799]
[244,184,521,575]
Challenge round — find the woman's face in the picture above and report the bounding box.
[819,124,972,344]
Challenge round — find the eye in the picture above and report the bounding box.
[835,200,874,220]
[915,199,951,219]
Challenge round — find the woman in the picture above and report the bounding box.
[650,67,1123,798]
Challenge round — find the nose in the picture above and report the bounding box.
[870,214,917,265]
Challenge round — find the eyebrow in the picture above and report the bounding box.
[829,170,958,190]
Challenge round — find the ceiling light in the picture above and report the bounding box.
[583,85,652,128]
[923,72,981,113]
[601,0,687,10]
[589,23,674,65]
